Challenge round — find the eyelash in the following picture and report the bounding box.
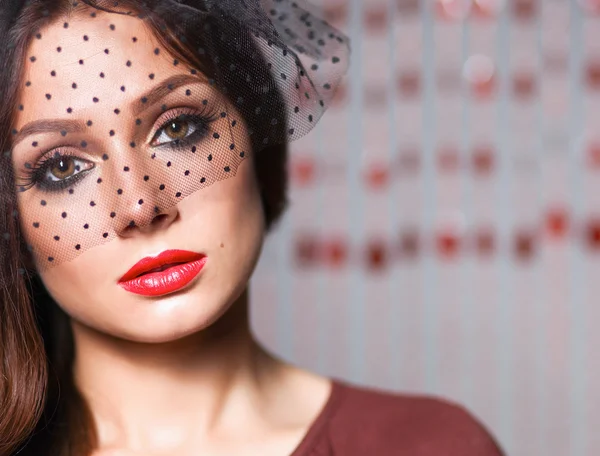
[18,106,220,194]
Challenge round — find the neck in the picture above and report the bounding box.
[71,287,283,450]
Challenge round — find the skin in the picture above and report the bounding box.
[11,10,331,456]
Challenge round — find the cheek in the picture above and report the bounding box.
[182,158,265,258]
[37,251,111,323]
[17,194,43,249]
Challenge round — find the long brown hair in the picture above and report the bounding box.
[0,1,289,454]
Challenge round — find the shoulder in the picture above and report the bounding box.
[325,380,504,456]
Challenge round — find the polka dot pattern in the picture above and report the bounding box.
[1,0,349,271]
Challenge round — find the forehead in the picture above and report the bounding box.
[14,10,187,129]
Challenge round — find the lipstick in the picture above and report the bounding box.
[118,249,207,297]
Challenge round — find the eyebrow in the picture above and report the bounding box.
[132,73,209,116]
[13,119,85,147]
[12,73,209,147]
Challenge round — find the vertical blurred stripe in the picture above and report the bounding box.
[420,0,438,393]
[314,74,328,375]
[533,3,546,455]
[494,3,513,450]
[276,166,294,360]
[568,2,586,456]
[347,0,366,383]
[459,13,473,406]
[386,0,401,388]
[312,0,327,379]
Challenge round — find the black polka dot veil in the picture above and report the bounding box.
[0,0,350,271]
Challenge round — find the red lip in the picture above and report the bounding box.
[118,249,207,297]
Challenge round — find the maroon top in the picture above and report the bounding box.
[290,380,505,456]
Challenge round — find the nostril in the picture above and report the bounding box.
[121,213,170,234]
[152,213,168,225]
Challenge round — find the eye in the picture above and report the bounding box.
[17,150,96,194]
[152,115,198,146]
[44,156,92,182]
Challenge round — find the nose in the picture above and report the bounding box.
[104,143,181,238]
[117,203,179,238]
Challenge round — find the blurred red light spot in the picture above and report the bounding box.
[474,227,496,257]
[366,239,389,272]
[546,207,569,239]
[398,70,421,98]
[323,4,348,24]
[397,0,420,14]
[578,0,600,14]
[472,145,495,175]
[472,0,504,18]
[513,0,537,20]
[292,156,316,187]
[587,141,600,168]
[436,229,461,259]
[464,55,497,100]
[585,60,600,90]
[514,229,537,261]
[513,72,536,99]
[472,76,496,100]
[295,234,320,267]
[331,83,347,107]
[324,237,349,269]
[584,218,600,250]
[435,0,472,20]
[364,6,388,32]
[399,228,420,260]
[365,162,390,190]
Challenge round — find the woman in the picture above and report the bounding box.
[0,1,505,455]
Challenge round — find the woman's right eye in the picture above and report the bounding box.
[42,156,93,183]
[20,153,95,193]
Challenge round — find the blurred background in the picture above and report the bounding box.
[250,1,599,455]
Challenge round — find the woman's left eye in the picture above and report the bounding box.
[152,114,202,146]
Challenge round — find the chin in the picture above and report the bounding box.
[112,281,245,343]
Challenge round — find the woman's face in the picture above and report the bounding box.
[10,11,265,342]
